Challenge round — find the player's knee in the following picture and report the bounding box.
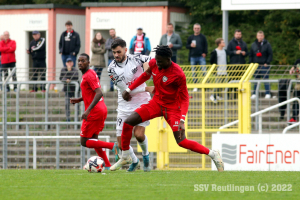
[134,131,145,143]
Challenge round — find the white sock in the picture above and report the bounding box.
[138,135,149,156]
[208,149,215,159]
[122,149,130,158]
[129,146,138,163]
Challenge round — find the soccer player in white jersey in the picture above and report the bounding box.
[108,39,154,172]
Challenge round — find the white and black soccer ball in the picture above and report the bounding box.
[83,156,105,173]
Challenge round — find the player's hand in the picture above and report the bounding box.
[66,79,71,83]
[191,43,196,48]
[236,50,241,55]
[70,98,82,104]
[290,67,296,75]
[82,110,90,120]
[264,63,268,67]
[145,86,155,94]
[168,43,173,48]
[179,121,185,138]
[122,90,132,101]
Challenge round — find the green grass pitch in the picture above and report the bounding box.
[0,170,299,200]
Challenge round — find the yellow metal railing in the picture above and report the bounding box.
[138,63,259,170]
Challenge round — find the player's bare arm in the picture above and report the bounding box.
[122,67,152,101]
[82,87,103,120]
[70,97,83,104]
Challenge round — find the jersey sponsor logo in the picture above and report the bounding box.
[163,76,168,82]
[131,67,138,74]
[175,121,179,125]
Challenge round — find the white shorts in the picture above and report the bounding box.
[116,111,150,137]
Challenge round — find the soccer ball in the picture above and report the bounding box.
[83,156,105,173]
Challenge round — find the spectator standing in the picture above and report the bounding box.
[129,27,151,56]
[186,23,208,92]
[90,32,106,80]
[249,31,273,99]
[209,38,228,103]
[27,31,46,92]
[159,23,182,63]
[0,34,4,90]
[59,58,79,122]
[227,29,248,64]
[287,60,300,123]
[105,28,121,91]
[0,31,17,92]
[59,21,81,67]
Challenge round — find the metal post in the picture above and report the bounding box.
[255,82,260,130]
[74,82,79,130]
[150,152,154,170]
[105,137,110,159]
[80,146,85,169]
[16,83,21,131]
[2,67,16,169]
[87,148,90,160]
[259,114,262,134]
[222,10,229,46]
[56,125,60,169]
[26,125,29,169]
[45,83,50,130]
[287,80,294,122]
[33,138,37,169]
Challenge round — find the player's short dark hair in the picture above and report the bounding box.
[153,45,173,58]
[65,21,72,26]
[80,53,90,61]
[234,29,241,34]
[215,38,223,46]
[111,39,126,49]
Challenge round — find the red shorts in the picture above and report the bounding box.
[80,119,105,138]
[135,99,181,132]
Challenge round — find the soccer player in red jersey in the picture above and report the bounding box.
[114,46,224,171]
[70,53,115,169]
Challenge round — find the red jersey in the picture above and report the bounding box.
[80,69,106,120]
[148,58,189,121]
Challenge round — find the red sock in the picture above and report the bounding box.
[86,139,114,150]
[178,138,209,155]
[94,148,111,167]
[121,123,134,150]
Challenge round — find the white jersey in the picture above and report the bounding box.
[107,54,152,113]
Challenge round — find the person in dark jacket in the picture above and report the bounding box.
[59,58,79,121]
[105,28,121,91]
[186,23,208,91]
[59,21,81,67]
[227,29,248,64]
[210,38,228,103]
[27,31,46,92]
[249,31,273,99]
[287,59,300,123]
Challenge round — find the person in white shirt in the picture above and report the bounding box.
[209,38,228,103]
[107,39,154,172]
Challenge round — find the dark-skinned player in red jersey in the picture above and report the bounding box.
[112,46,224,171]
[70,53,115,170]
